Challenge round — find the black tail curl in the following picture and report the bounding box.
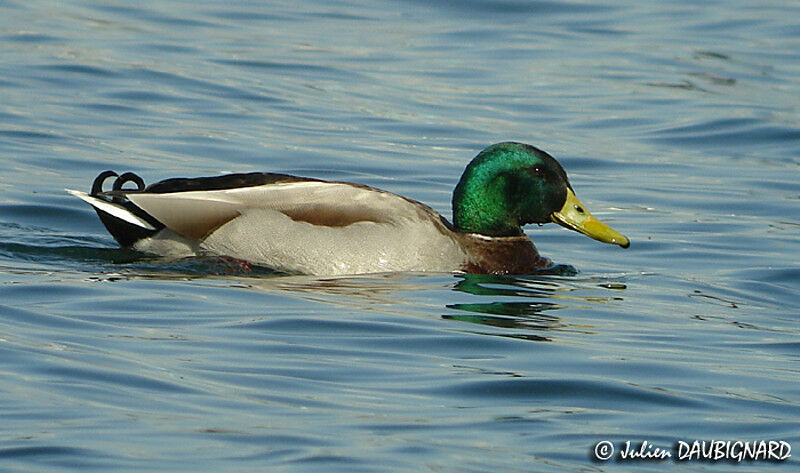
[88,170,164,247]
[91,170,146,200]
[91,170,119,196]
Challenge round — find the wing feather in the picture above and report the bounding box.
[125,180,443,240]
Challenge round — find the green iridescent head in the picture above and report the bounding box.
[452,142,629,247]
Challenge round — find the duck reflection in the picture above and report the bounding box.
[237,271,447,315]
[171,265,631,341]
[123,258,628,343]
[446,272,627,340]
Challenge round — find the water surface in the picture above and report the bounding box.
[1,1,799,472]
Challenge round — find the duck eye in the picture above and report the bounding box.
[528,166,543,177]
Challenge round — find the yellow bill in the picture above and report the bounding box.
[551,188,630,248]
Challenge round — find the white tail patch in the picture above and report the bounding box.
[66,189,157,230]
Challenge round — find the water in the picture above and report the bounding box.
[1,0,799,471]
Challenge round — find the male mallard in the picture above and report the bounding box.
[68,142,628,275]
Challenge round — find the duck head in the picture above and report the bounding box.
[452,142,629,248]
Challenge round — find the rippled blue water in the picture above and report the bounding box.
[1,1,799,471]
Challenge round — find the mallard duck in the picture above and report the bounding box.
[67,142,628,275]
